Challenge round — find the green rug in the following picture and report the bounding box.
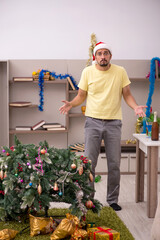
[0,207,134,240]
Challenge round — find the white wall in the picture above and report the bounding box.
[0,0,160,60]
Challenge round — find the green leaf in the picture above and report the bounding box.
[41,155,52,164]
[21,194,35,209]
[0,207,6,221]
[14,135,22,145]
[3,179,14,193]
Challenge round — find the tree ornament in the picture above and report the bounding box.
[89,172,93,182]
[15,173,18,177]
[37,183,42,195]
[6,152,10,156]
[58,191,63,196]
[29,182,33,186]
[71,163,76,169]
[20,179,24,183]
[79,165,83,175]
[53,182,58,191]
[10,146,14,151]
[85,200,93,208]
[40,148,46,154]
[95,175,101,183]
[0,169,4,180]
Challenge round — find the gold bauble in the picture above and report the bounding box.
[37,183,42,195]
[89,172,93,182]
[0,169,4,180]
[78,165,83,175]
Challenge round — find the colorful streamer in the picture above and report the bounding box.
[142,57,160,133]
[38,69,78,111]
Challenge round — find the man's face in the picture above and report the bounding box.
[95,49,112,67]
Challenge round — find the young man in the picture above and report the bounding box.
[59,42,146,211]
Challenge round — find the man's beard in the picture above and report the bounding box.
[98,60,109,67]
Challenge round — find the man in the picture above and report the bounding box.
[59,42,146,211]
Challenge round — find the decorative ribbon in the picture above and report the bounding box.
[93,227,113,240]
[142,57,160,133]
[34,147,44,175]
[38,69,78,111]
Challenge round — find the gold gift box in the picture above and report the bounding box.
[87,226,120,240]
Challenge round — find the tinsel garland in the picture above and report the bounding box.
[86,33,97,67]
[142,57,160,133]
[38,69,78,111]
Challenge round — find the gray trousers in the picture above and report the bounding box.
[84,117,122,205]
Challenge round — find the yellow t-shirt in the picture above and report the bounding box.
[78,64,131,120]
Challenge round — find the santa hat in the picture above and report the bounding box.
[92,42,112,64]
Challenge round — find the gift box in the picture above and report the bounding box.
[87,222,96,229]
[71,226,88,240]
[87,226,120,240]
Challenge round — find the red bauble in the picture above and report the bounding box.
[41,148,46,154]
[85,200,93,208]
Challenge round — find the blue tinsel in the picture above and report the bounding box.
[142,57,160,133]
[38,70,79,111]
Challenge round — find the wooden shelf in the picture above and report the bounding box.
[129,78,148,81]
[69,113,84,117]
[130,77,160,82]
[69,90,78,94]
[9,129,68,134]
[101,139,136,153]
[9,104,38,108]
[10,79,67,84]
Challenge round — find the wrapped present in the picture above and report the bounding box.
[0,229,18,240]
[71,226,88,240]
[29,214,56,237]
[87,222,96,229]
[87,226,120,240]
[50,213,80,240]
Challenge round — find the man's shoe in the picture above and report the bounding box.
[110,203,122,211]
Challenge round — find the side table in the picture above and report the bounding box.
[133,133,160,218]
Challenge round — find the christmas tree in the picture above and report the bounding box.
[0,136,102,221]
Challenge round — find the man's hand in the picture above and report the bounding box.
[59,100,72,114]
[134,105,147,118]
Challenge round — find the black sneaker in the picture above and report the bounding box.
[110,203,122,211]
